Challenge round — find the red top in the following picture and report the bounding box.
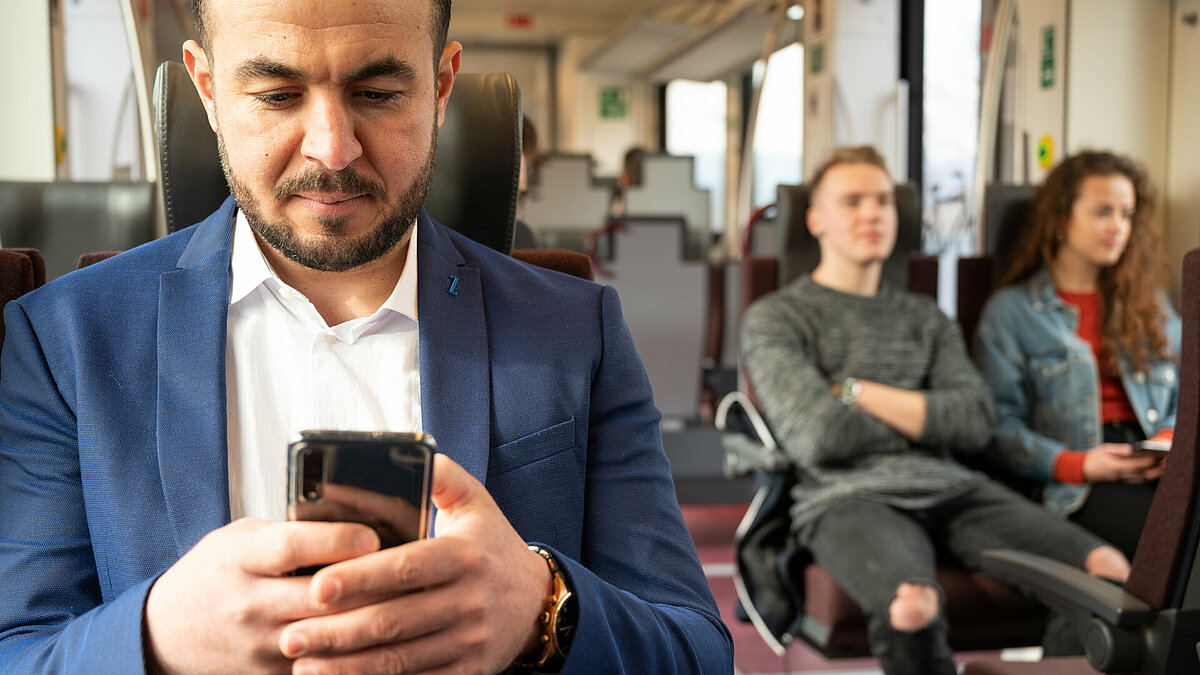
[1058,290,1138,423]
[1052,290,1140,484]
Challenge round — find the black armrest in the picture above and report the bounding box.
[982,550,1152,626]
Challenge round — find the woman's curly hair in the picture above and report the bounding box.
[998,150,1171,375]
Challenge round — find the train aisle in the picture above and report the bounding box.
[681,503,1028,675]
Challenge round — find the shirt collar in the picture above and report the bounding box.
[228,209,419,323]
[229,209,276,306]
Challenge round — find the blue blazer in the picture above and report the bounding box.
[0,198,732,673]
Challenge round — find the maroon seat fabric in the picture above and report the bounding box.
[512,248,594,282]
[7,248,45,288]
[0,248,45,356]
[957,255,995,349]
[1125,248,1200,609]
[909,254,939,300]
[77,251,123,269]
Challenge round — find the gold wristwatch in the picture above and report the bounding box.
[513,546,577,672]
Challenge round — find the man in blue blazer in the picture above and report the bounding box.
[0,0,731,672]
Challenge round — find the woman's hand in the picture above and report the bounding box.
[1082,443,1164,483]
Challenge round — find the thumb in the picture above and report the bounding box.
[430,453,491,516]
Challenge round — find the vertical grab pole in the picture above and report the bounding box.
[118,0,157,184]
[972,0,1015,255]
[893,79,910,184]
[726,0,790,262]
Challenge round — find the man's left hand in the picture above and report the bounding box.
[278,453,553,674]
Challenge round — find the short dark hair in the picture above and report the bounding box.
[807,145,890,201]
[190,0,452,59]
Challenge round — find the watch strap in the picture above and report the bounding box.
[512,546,573,671]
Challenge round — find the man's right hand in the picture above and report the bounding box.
[144,518,380,675]
[1082,443,1164,483]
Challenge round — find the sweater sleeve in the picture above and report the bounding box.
[740,295,909,470]
[917,307,997,453]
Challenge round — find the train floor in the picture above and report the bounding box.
[681,503,1041,674]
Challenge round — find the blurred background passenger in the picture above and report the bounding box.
[975,150,1182,560]
[514,117,540,249]
[609,146,646,217]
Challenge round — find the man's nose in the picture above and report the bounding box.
[300,98,364,172]
[860,200,881,220]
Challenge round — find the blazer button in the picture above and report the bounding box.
[1147,409,1159,423]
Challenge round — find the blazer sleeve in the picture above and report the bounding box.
[0,299,152,673]
[551,285,732,674]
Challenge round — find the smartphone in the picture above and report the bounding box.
[287,431,436,574]
[1134,438,1171,453]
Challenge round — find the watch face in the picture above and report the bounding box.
[555,592,578,650]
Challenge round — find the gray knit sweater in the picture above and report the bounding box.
[740,275,996,530]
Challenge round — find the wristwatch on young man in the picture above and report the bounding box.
[839,376,862,407]
[513,546,577,672]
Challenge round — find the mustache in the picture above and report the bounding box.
[273,167,385,201]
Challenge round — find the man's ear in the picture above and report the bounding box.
[434,42,463,129]
[806,207,821,238]
[182,40,219,133]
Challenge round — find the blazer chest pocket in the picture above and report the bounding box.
[488,417,577,478]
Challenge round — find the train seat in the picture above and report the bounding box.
[0,248,46,350]
[520,153,613,253]
[623,154,712,260]
[717,183,1048,658]
[955,183,1036,348]
[963,246,1200,674]
[153,61,522,255]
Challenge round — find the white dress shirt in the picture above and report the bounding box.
[225,210,422,521]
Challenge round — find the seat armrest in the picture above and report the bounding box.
[981,550,1152,626]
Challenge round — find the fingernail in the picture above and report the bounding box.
[283,631,309,657]
[316,576,341,604]
[358,529,379,552]
[294,662,318,675]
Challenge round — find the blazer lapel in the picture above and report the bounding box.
[417,213,491,485]
[156,200,235,556]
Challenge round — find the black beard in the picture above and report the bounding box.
[217,125,437,272]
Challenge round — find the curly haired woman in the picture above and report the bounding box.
[975,150,1181,559]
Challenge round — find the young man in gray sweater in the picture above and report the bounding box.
[739,146,1129,674]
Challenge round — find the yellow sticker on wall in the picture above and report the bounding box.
[1037,135,1055,170]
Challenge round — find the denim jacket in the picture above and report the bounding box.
[974,268,1182,516]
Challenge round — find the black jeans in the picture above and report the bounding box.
[799,481,1105,675]
[1068,421,1158,560]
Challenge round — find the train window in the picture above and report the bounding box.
[922,0,981,257]
[751,43,803,209]
[665,79,727,231]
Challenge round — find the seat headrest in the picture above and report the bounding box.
[983,184,1036,285]
[775,183,922,288]
[153,62,520,255]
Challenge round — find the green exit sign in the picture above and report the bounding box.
[599,87,629,120]
[1040,26,1055,89]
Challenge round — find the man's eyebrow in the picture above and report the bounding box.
[339,57,418,85]
[233,57,309,82]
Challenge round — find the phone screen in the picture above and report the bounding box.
[288,431,435,571]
